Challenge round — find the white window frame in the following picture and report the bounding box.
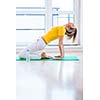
[16,0,82,48]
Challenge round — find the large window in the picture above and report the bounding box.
[16,0,81,47]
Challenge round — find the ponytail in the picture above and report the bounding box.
[72,28,77,42]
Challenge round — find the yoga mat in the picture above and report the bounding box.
[16,56,79,61]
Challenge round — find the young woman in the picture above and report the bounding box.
[18,22,77,59]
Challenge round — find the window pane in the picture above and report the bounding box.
[52,0,73,11]
[16,0,45,7]
[53,14,74,26]
[16,30,45,43]
[16,15,45,29]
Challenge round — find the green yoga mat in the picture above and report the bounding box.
[16,56,79,61]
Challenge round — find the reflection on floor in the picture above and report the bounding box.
[16,52,83,100]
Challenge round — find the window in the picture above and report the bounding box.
[16,0,81,47]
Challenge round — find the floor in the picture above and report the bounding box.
[16,52,83,100]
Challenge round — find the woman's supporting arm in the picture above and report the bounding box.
[58,36,64,58]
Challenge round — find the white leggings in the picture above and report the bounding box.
[18,38,46,58]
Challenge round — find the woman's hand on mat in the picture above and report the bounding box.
[54,55,61,57]
[53,55,64,59]
[53,56,63,60]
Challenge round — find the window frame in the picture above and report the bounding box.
[16,0,82,47]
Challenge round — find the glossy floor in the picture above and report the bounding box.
[16,52,83,100]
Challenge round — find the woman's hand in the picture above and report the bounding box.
[54,55,61,57]
[53,55,63,60]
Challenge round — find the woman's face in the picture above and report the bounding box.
[65,22,76,34]
[66,22,75,29]
[65,22,76,37]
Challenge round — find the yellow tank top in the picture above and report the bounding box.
[42,26,66,44]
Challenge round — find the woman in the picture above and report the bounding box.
[18,22,77,59]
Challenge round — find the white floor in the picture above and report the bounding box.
[16,52,83,100]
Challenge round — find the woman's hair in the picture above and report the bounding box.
[65,28,77,42]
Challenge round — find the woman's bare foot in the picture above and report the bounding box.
[41,52,52,58]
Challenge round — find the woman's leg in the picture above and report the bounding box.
[18,38,46,58]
